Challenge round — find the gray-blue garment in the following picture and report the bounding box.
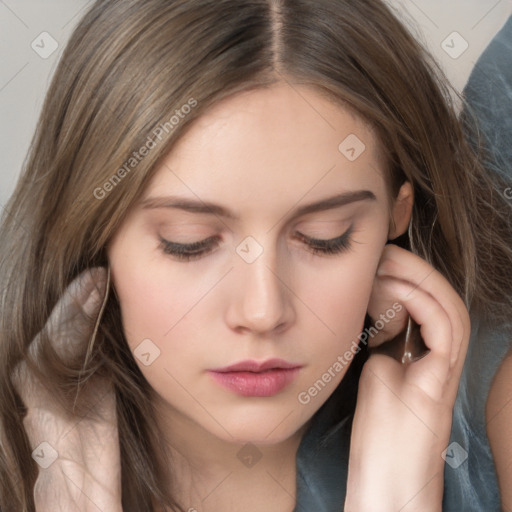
[293,15,512,512]
[442,14,512,512]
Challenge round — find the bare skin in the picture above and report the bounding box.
[486,351,512,512]
[14,83,470,511]
[346,245,470,511]
[12,268,122,512]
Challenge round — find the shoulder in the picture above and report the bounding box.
[486,348,512,510]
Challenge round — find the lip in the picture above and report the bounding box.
[208,358,302,397]
[211,358,301,373]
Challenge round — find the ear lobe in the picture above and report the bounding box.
[388,181,413,240]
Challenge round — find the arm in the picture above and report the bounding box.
[486,350,512,511]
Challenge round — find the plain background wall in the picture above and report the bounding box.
[1,0,511,208]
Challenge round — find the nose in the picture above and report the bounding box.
[225,238,295,335]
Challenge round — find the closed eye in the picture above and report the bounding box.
[159,226,354,261]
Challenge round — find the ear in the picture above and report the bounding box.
[388,181,413,240]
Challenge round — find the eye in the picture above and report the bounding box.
[159,226,354,262]
[295,225,354,256]
[158,235,221,261]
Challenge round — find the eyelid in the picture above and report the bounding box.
[158,225,354,261]
[158,228,350,249]
[158,234,219,251]
[296,229,348,244]
[295,217,352,234]
[294,225,353,248]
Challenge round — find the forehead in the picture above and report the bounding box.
[143,83,388,220]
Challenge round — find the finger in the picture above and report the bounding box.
[11,359,37,407]
[376,245,470,369]
[31,267,109,364]
[367,273,410,349]
[12,268,108,406]
[48,266,108,336]
[383,278,454,402]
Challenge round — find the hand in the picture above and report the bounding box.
[344,244,470,512]
[11,267,122,512]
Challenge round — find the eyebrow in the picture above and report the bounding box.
[140,189,377,220]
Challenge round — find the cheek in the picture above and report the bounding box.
[108,236,199,353]
[293,247,385,403]
[109,256,208,400]
[315,244,384,335]
[112,269,191,347]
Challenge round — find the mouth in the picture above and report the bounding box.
[208,358,302,397]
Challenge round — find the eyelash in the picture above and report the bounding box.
[158,226,354,261]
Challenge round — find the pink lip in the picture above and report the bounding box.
[208,358,302,397]
[212,358,300,373]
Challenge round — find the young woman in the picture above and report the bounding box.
[1,1,511,511]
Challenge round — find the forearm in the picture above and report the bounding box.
[344,453,444,512]
[344,364,451,512]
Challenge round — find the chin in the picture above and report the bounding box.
[202,406,314,447]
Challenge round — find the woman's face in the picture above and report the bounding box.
[108,82,410,445]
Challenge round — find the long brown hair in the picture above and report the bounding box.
[2,0,511,510]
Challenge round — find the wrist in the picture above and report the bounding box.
[344,466,443,512]
[34,460,123,512]
[344,441,445,512]
[345,412,448,512]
